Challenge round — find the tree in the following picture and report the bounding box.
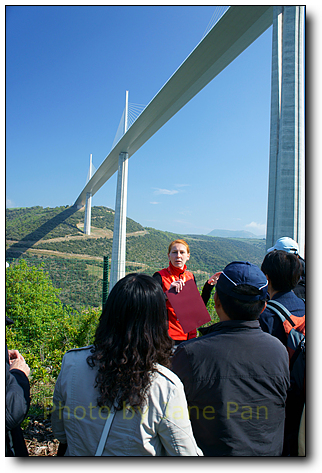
[6,259,100,407]
[6,259,64,343]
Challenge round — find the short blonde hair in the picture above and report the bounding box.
[168,239,190,255]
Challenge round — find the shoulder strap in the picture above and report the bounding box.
[95,409,115,456]
[267,300,296,327]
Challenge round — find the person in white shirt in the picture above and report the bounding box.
[51,273,202,456]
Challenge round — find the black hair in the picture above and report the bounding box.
[216,285,267,321]
[87,273,173,410]
[261,250,302,292]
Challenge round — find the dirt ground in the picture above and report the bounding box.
[24,414,59,456]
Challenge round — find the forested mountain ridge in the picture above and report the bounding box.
[6,205,144,241]
[208,228,265,239]
[6,205,266,277]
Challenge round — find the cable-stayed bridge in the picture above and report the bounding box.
[75,6,273,209]
[74,5,305,291]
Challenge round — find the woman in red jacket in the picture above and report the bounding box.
[153,239,197,347]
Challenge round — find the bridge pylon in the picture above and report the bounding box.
[83,154,93,235]
[109,91,129,292]
[266,6,305,256]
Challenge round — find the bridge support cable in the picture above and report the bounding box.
[201,5,230,40]
[111,102,146,151]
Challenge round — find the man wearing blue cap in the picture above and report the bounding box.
[171,261,290,456]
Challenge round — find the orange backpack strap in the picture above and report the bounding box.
[267,300,305,359]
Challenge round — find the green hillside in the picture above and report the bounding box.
[6,205,266,271]
[6,205,143,242]
[6,205,266,309]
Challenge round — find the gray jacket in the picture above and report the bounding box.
[51,346,202,456]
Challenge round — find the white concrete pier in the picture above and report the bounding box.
[266,6,305,256]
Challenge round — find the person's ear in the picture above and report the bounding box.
[260,302,267,314]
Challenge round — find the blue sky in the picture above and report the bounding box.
[5,4,302,237]
[4,5,322,468]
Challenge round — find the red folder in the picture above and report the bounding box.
[166,279,211,333]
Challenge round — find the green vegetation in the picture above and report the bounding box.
[6,205,144,242]
[6,254,104,311]
[5,258,216,419]
[6,205,266,301]
[32,227,265,286]
[5,205,267,423]
[5,260,100,412]
[6,205,81,241]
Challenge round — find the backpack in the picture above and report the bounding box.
[266,300,305,392]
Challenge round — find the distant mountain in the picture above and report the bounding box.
[208,229,265,239]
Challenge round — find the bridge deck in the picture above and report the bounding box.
[75,5,273,207]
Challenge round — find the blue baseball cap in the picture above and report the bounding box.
[216,261,268,301]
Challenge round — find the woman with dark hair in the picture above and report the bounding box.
[51,273,202,456]
[259,248,305,458]
[259,250,304,345]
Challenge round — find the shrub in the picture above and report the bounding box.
[5,259,100,409]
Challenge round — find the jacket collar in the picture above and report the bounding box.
[207,319,260,333]
[271,290,291,300]
[168,261,187,277]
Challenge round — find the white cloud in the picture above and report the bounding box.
[6,198,14,208]
[150,201,160,205]
[153,188,179,195]
[245,221,266,234]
